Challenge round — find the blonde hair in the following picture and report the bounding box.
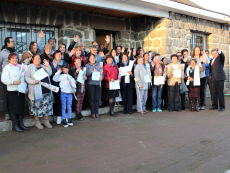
[44,44,52,50]
[58,43,66,50]
[73,47,80,56]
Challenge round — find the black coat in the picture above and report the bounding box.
[117,61,135,89]
[41,53,53,63]
[210,52,226,82]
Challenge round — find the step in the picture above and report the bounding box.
[0,105,137,132]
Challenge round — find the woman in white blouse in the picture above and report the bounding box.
[1,53,29,132]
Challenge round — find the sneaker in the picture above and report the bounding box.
[200,106,205,110]
[63,119,68,128]
[157,108,162,112]
[68,118,73,126]
[152,109,156,112]
[56,116,62,124]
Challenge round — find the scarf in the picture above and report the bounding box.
[122,61,128,66]
[55,59,63,66]
[186,65,200,86]
[6,47,16,53]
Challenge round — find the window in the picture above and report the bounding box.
[190,32,207,54]
[0,23,58,55]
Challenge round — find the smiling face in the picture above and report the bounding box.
[171,56,178,64]
[89,55,95,64]
[106,57,113,65]
[62,67,69,74]
[116,47,121,54]
[80,43,86,52]
[137,57,144,65]
[91,48,97,56]
[55,52,62,62]
[7,38,15,48]
[154,56,161,65]
[45,47,51,55]
[144,54,149,62]
[32,43,38,52]
[49,39,56,48]
[211,50,218,59]
[191,59,196,68]
[163,58,168,65]
[59,45,65,53]
[9,55,18,65]
[195,47,201,56]
[111,50,116,57]
[122,55,128,62]
[132,49,136,56]
[74,58,81,67]
[33,55,41,66]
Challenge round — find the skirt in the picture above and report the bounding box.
[29,93,53,118]
[188,87,200,98]
[7,91,25,114]
[106,88,119,99]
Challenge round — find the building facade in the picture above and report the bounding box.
[0,0,229,111]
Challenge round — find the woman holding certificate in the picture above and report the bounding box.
[151,56,165,112]
[1,53,29,132]
[191,47,210,110]
[25,54,53,129]
[167,54,184,112]
[134,57,152,114]
[50,50,64,124]
[103,55,119,117]
[70,57,87,121]
[118,53,135,114]
[185,58,205,112]
[86,53,103,118]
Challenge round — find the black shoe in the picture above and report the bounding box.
[129,112,132,114]
[109,102,117,117]
[182,107,185,110]
[124,111,127,114]
[10,114,24,132]
[177,110,181,112]
[63,119,68,127]
[18,114,29,131]
[68,118,73,126]
[169,110,173,112]
[219,109,225,112]
[209,107,218,110]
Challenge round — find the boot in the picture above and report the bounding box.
[44,119,52,128]
[18,114,29,130]
[35,119,44,129]
[109,102,116,117]
[10,114,24,132]
[195,98,200,112]
[189,98,194,112]
[5,114,10,120]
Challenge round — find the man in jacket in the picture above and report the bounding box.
[37,30,56,55]
[0,37,19,120]
[209,48,226,111]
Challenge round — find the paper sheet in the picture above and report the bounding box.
[92,71,100,81]
[125,74,130,83]
[18,82,27,93]
[77,70,85,84]
[173,69,181,78]
[144,74,151,83]
[33,68,48,81]
[109,80,120,90]
[119,67,127,76]
[154,76,165,85]
[126,60,134,71]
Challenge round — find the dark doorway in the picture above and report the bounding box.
[95,29,117,53]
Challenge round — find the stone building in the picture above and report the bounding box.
[0,0,229,112]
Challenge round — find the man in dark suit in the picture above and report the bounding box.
[209,48,226,111]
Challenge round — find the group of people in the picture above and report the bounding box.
[0,30,226,132]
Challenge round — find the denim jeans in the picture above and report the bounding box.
[152,86,163,109]
[60,92,73,119]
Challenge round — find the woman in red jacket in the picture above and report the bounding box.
[69,47,88,68]
[103,55,119,117]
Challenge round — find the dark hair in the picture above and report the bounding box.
[154,53,160,57]
[8,52,17,61]
[143,52,149,58]
[73,57,81,63]
[53,50,61,58]
[176,52,182,55]
[61,65,69,71]
[110,49,116,57]
[121,52,128,59]
[58,43,66,51]
[171,54,178,60]
[181,49,188,55]
[211,49,217,54]
[191,46,201,57]
[2,37,13,50]
[116,45,122,50]
[161,57,167,62]
[48,38,56,43]
[190,58,197,64]
[31,53,41,64]
[130,48,135,60]
[29,42,39,54]
[99,44,103,47]
[205,50,209,54]
[88,53,95,61]
[106,55,113,60]
[98,50,104,53]
[136,57,143,64]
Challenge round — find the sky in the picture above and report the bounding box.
[191,0,230,16]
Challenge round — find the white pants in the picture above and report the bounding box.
[136,89,148,112]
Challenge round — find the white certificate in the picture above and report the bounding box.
[125,74,130,83]
[127,60,134,71]
[92,71,100,81]
[154,76,165,85]
[77,70,85,84]
[33,68,48,81]
[144,74,151,83]
[119,67,127,76]
[109,80,120,90]
[173,69,181,78]
[18,82,27,94]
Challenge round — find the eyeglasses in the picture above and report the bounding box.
[177,55,182,57]
[10,41,15,43]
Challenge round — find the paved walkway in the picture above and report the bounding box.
[0,98,230,173]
